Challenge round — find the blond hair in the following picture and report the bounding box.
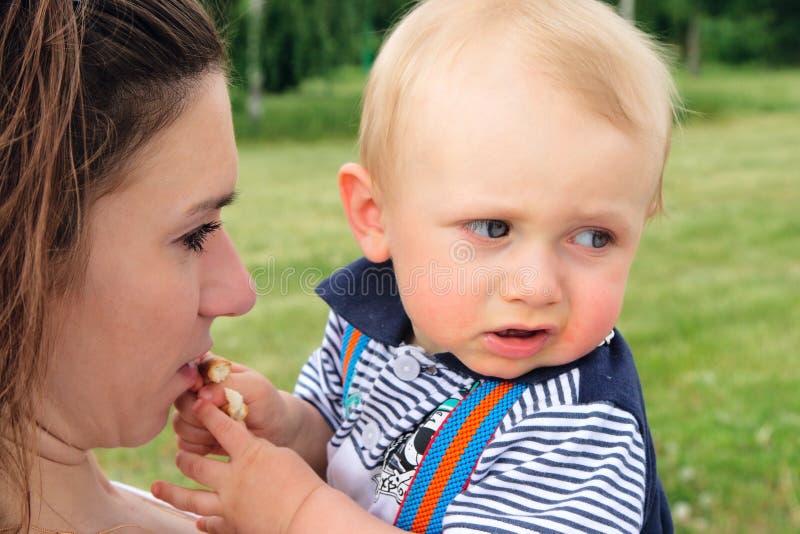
[359,0,679,209]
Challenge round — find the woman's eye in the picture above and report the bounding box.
[181,220,222,253]
[465,219,509,238]
[573,229,613,249]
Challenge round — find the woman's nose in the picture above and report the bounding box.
[198,228,256,318]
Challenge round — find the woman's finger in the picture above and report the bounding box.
[175,449,229,489]
[192,398,257,459]
[150,481,222,518]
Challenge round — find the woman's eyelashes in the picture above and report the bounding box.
[181,220,222,253]
[465,219,510,239]
[573,229,614,249]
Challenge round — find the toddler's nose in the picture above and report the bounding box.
[499,251,562,307]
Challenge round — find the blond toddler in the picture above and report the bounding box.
[154,1,678,532]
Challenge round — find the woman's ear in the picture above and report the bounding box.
[338,162,390,262]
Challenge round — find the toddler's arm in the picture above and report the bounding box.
[173,357,332,476]
[154,398,398,534]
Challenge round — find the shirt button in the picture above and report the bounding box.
[394,354,421,381]
[362,422,380,449]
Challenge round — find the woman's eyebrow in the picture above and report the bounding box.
[185,189,238,216]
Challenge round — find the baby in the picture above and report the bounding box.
[153,1,678,532]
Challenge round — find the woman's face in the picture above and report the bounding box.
[42,73,256,448]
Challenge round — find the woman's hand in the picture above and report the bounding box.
[153,398,330,534]
[173,355,289,456]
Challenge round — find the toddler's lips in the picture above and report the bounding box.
[483,328,550,359]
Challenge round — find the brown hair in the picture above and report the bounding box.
[0,0,226,528]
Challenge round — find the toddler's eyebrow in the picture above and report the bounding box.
[186,190,238,216]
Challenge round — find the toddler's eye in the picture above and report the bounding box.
[181,220,222,253]
[573,229,613,249]
[465,219,509,238]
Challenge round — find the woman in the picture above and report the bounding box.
[0,1,255,531]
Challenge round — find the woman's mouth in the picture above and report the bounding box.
[177,359,200,384]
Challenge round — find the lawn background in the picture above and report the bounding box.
[96,66,800,532]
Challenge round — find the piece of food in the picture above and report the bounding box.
[197,356,248,421]
[223,387,248,421]
[199,357,232,384]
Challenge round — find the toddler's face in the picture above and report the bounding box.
[379,66,663,379]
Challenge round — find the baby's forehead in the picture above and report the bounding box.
[380,56,665,212]
[384,23,665,150]
[400,51,664,160]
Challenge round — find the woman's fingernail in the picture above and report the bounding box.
[198,389,213,400]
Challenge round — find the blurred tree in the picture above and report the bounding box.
[618,0,635,21]
[247,0,265,122]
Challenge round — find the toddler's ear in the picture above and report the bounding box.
[338,163,390,263]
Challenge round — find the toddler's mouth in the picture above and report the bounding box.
[484,327,552,360]
[494,328,541,338]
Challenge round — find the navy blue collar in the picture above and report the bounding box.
[315,258,411,346]
[315,257,610,385]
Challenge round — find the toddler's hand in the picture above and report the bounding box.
[154,398,329,534]
[173,353,288,456]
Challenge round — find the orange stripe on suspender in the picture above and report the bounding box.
[341,328,362,382]
[410,382,516,532]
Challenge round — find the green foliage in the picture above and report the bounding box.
[208,0,800,100]
[701,14,775,64]
[208,0,411,95]
[623,0,800,65]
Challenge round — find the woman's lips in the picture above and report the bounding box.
[178,359,200,384]
[483,329,551,359]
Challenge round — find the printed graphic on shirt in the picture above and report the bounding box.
[344,391,361,418]
[373,387,473,504]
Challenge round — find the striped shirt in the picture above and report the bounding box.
[294,258,672,533]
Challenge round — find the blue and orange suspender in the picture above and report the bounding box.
[338,324,527,534]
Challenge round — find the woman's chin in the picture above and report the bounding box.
[110,405,173,449]
[106,373,195,448]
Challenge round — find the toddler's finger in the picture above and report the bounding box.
[150,481,222,518]
[176,437,216,456]
[175,449,228,490]
[174,390,200,419]
[196,383,230,406]
[173,411,218,447]
[197,516,237,534]
[192,398,255,459]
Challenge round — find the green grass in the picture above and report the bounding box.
[677,64,800,120]
[96,66,800,532]
[231,66,365,141]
